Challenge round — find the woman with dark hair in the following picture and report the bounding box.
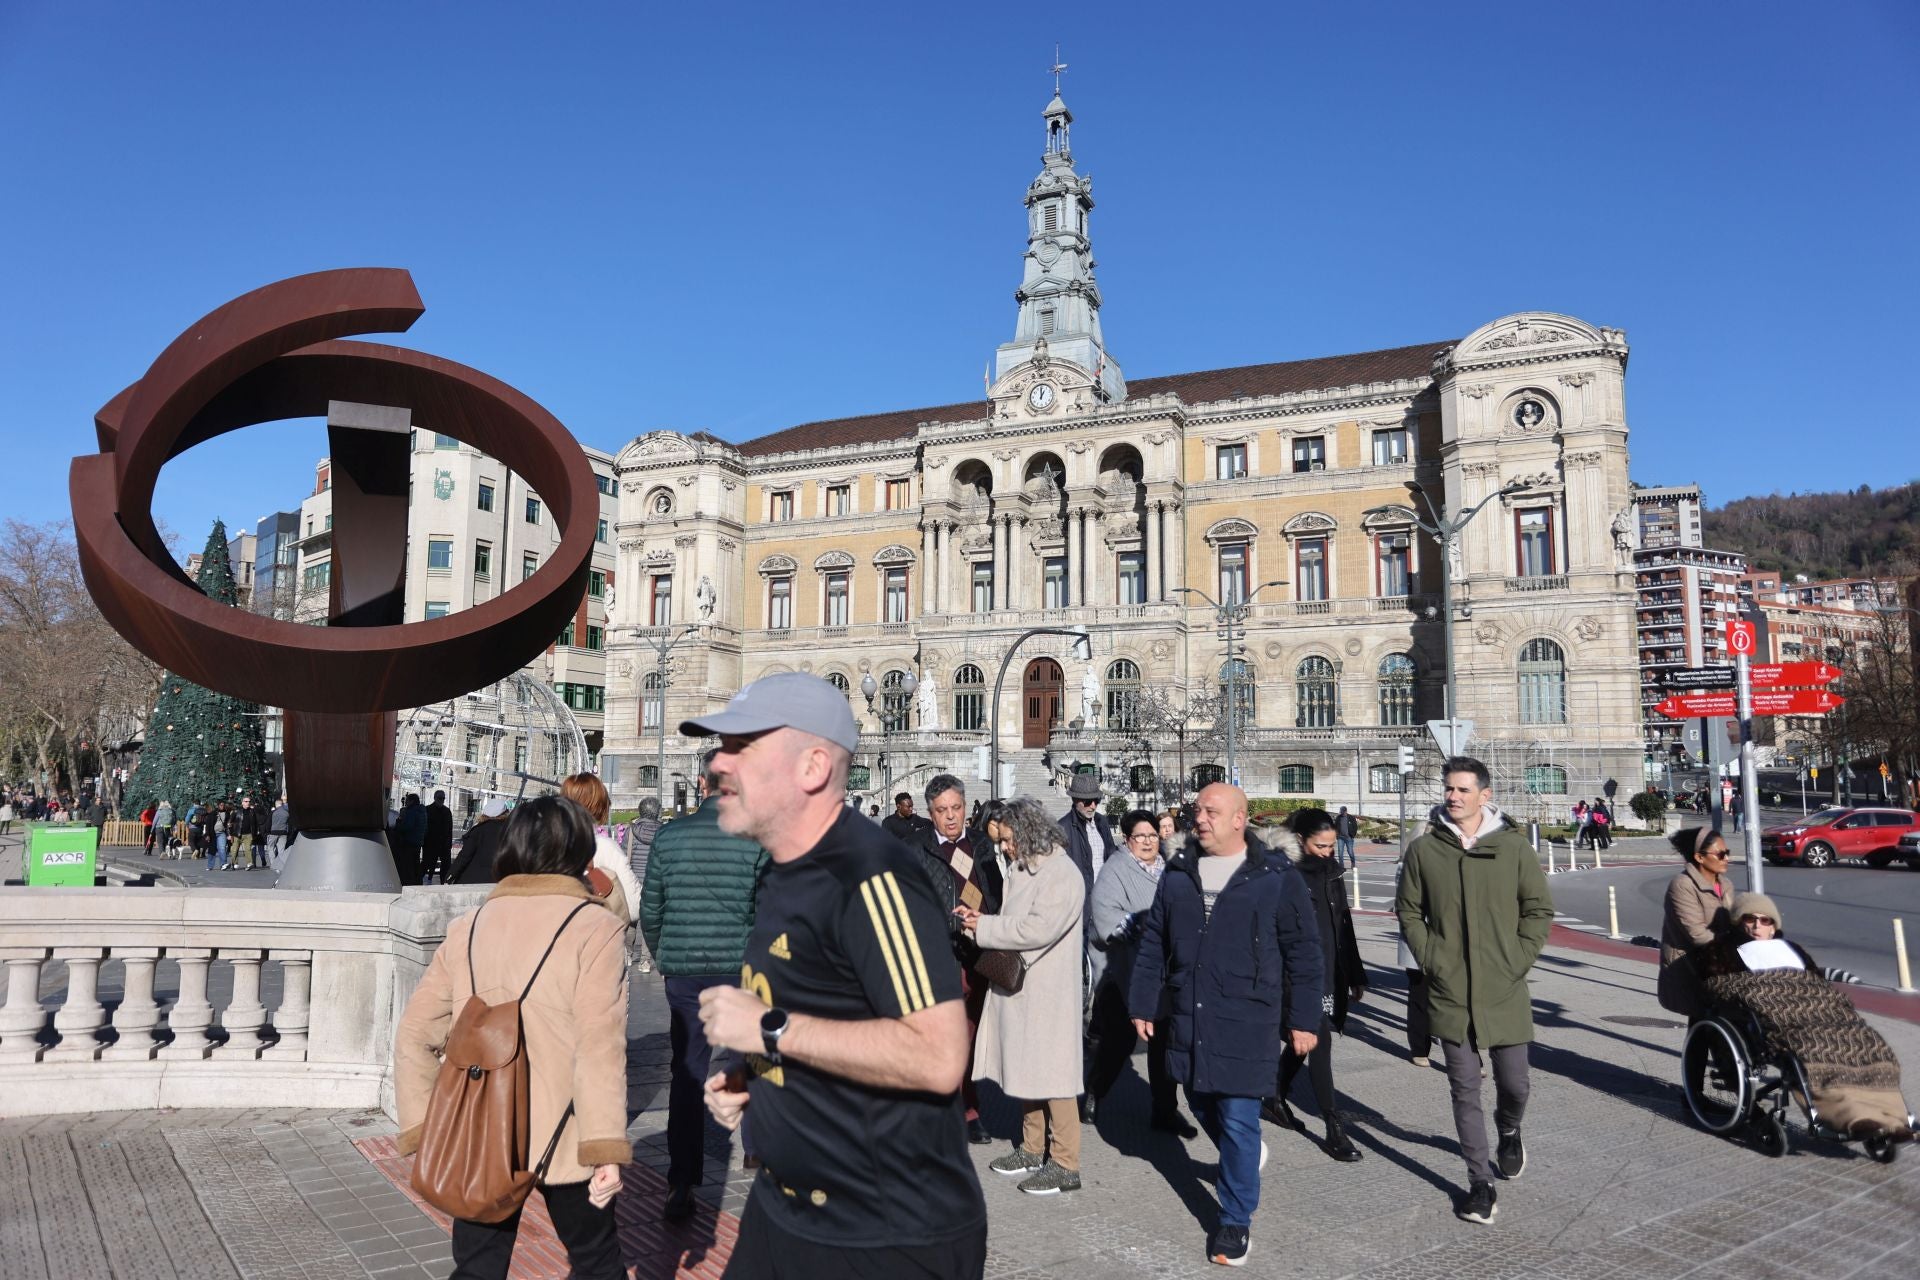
[1264,807,1367,1162]
[395,796,632,1278]
[1658,826,1733,1018]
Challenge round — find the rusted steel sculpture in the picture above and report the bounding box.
[71,269,597,889]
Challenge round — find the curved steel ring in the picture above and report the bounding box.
[69,268,598,715]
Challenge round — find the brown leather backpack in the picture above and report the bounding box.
[411,900,592,1223]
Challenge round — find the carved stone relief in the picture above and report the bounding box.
[1574,615,1605,642]
[1473,621,1504,648]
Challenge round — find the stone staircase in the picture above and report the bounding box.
[1001,749,1064,804]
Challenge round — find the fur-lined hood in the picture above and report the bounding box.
[1263,824,1303,863]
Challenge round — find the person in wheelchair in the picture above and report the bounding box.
[1692,893,1913,1144]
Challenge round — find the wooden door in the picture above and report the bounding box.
[1023,658,1063,748]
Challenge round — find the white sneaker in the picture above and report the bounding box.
[1259,1139,1268,1172]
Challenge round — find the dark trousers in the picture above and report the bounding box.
[666,973,735,1189]
[1405,969,1432,1057]
[1277,1023,1338,1117]
[960,966,988,1122]
[1084,982,1174,1116]
[726,1193,986,1279]
[450,1181,622,1280]
[1442,1039,1531,1184]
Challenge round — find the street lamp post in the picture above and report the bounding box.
[638,624,701,811]
[1365,478,1529,725]
[989,626,1091,800]
[1171,581,1286,787]
[862,669,918,798]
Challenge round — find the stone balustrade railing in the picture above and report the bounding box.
[0,883,485,1119]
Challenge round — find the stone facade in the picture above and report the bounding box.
[603,93,1644,819]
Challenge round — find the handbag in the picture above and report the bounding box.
[411,900,591,1223]
[974,915,1071,997]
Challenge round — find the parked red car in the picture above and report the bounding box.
[1760,807,1920,868]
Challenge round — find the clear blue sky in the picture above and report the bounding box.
[5,1,1916,550]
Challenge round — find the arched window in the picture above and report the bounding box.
[1192,763,1226,790]
[1523,764,1568,795]
[1378,653,1416,726]
[1369,763,1404,794]
[1278,764,1315,794]
[952,664,986,731]
[1106,660,1141,732]
[639,764,659,786]
[1517,638,1568,725]
[1295,656,1338,728]
[641,671,664,731]
[881,670,913,733]
[825,671,850,697]
[1219,658,1256,728]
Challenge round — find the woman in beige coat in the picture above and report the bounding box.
[956,796,1086,1197]
[395,796,632,1279]
[1658,826,1734,1017]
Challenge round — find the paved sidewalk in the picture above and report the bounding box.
[2,916,1915,1278]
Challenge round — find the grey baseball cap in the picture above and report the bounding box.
[679,672,860,754]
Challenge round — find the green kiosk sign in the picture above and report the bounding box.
[27,824,98,886]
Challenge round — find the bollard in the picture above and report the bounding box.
[1351,862,1362,911]
[1608,885,1623,940]
[1545,840,1555,875]
[1593,841,1603,871]
[1896,919,1915,995]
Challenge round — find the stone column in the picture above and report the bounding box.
[1064,509,1080,610]
[993,514,1008,610]
[0,949,49,1064]
[1006,517,1021,611]
[1090,511,1109,606]
[1146,503,1163,603]
[262,951,312,1061]
[921,526,937,614]
[1166,502,1186,600]
[157,949,214,1060]
[214,950,268,1058]
[44,947,106,1062]
[101,949,162,1061]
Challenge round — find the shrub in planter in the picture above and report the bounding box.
[1629,790,1668,824]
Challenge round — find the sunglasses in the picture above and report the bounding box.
[1739,915,1776,927]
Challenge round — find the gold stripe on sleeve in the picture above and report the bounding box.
[859,877,916,1015]
[881,871,937,1010]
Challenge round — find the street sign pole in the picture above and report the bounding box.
[1730,620,1764,894]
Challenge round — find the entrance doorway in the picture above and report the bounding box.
[1022,658,1064,748]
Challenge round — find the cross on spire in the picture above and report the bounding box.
[1050,44,1068,96]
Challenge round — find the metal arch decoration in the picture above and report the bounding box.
[69,269,598,886]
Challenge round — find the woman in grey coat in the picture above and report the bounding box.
[956,797,1086,1197]
[1084,809,1193,1134]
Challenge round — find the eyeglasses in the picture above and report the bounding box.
[1129,832,1159,843]
[1739,915,1776,927]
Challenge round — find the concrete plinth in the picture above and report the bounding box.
[274,833,400,893]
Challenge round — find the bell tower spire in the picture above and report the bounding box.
[994,53,1125,403]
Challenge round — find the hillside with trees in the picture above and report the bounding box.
[1701,481,1920,579]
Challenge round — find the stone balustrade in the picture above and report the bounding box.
[0,883,484,1119]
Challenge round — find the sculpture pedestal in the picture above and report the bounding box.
[274,833,400,894]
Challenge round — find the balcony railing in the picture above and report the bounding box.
[1505,575,1570,593]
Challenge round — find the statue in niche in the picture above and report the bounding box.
[916,670,939,731]
[695,574,718,621]
[1080,662,1101,726]
[1611,507,1636,567]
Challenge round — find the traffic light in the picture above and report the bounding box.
[1397,743,1416,774]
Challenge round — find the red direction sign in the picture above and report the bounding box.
[1652,690,1847,719]
[1748,661,1842,686]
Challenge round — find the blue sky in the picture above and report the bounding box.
[5,1,1916,550]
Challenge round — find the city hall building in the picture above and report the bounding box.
[602,90,1644,816]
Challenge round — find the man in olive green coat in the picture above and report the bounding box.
[1396,756,1554,1227]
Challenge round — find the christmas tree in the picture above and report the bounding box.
[124,521,272,817]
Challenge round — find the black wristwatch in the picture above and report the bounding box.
[760,1008,790,1060]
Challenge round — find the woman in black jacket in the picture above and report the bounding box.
[1264,808,1367,1161]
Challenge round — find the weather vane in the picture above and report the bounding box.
[1050,44,1067,95]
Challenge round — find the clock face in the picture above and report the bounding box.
[1027,382,1056,411]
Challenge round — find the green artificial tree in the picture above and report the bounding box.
[124,521,272,817]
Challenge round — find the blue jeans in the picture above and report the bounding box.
[1187,1090,1263,1229]
[1336,835,1356,869]
[665,974,736,1189]
[209,833,228,871]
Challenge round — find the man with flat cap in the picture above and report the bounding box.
[687,673,985,1280]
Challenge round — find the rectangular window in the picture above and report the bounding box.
[1371,428,1410,466]
[768,578,793,629]
[1039,308,1056,336]
[826,484,852,516]
[972,563,994,612]
[301,562,331,591]
[473,542,491,579]
[1218,543,1248,605]
[585,624,604,651]
[1377,533,1410,597]
[464,733,480,764]
[1043,204,1058,231]
[1277,764,1316,794]
[1297,538,1328,601]
[558,620,575,646]
[769,490,794,521]
[884,567,910,622]
[513,739,528,772]
[555,683,605,713]
[1043,556,1068,609]
[525,496,542,524]
[1370,764,1405,794]
[588,569,606,598]
[825,572,850,627]
[1517,508,1556,577]
[596,518,608,543]
[424,600,449,620]
[884,478,912,510]
[522,553,538,581]
[650,574,673,627]
[323,514,332,531]
[1117,551,1145,605]
[1292,436,1326,472]
[1216,443,1247,480]
[427,538,452,571]
[641,678,661,732]
[596,473,615,496]
[477,482,494,512]
[433,432,459,449]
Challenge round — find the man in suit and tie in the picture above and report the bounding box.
[909,773,1001,1146]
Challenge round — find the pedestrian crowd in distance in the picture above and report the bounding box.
[390,671,1576,1278]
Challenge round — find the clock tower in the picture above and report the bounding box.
[993,78,1126,404]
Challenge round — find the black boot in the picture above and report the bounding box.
[1324,1113,1363,1162]
[1260,1097,1298,1130]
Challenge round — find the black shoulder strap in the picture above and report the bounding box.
[467,903,484,995]
[520,901,594,1002]
[532,1101,576,1182]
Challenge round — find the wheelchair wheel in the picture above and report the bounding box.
[1750,1111,1790,1158]
[1682,1019,1751,1135]
[1864,1135,1899,1165]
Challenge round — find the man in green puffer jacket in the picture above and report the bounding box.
[1396,755,1554,1228]
[641,757,770,1222]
